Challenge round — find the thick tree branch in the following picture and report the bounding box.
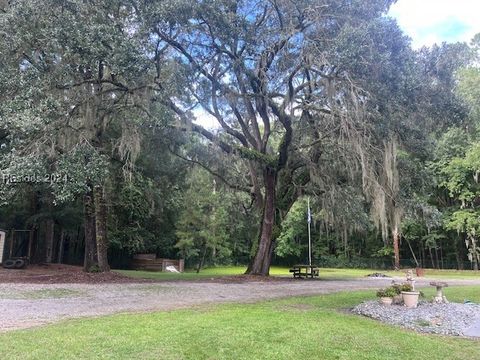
[168,147,250,193]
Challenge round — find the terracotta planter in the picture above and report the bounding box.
[401,291,420,308]
[379,297,393,305]
[415,267,425,277]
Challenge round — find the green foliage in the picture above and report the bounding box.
[175,168,253,268]
[275,200,308,258]
[0,0,479,272]
[376,287,397,298]
[457,67,480,120]
[391,283,413,294]
[373,246,394,258]
[52,145,110,203]
[236,147,277,168]
[444,210,480,265]
[377,283,412,298]
[422,232,446,250]
[434,128,470,162]
[436,128,480,267]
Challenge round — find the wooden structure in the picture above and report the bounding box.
[131,254,184,272]
[289,265,319,279]
[1,229,32,268]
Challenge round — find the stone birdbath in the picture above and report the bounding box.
[430,281,449,304]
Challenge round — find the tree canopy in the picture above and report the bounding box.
[1,0,479,274]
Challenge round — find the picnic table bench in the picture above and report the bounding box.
[289,265,319,279]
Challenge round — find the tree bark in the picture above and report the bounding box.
[44,219,55,263]
[405,238,419,267]
[392,226,400,270]
[472,237,479,271]
[247,169,276,275]
[420,241,425,268]
[196,241,208,274]
[27,189,38,261]
[94,185,110,272]
[455,235,464,270]
[57,229,65,264]
[440,240,444,269]
[428,247,435,269]
[83,190,97,271]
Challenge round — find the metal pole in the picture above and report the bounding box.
[307,198,312,267]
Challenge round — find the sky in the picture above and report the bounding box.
[388,0,480,48]
[195,1,480,129]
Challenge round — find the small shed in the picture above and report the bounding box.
[131,254,184,272]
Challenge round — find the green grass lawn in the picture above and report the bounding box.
[1,286,479,359]
[115,266,480,281]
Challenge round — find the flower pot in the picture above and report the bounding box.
[415,267,425,277]
[401,291,420,308]
[379,297,393,305]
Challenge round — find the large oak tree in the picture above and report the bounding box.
[145,0,412,275]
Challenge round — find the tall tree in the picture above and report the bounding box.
[0,0,165,271]
[145,0,408,275]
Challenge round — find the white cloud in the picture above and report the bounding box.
[388,0,480,48]
[193,107,219,130]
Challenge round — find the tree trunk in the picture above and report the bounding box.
[439,241,444,269]
[455,235,464,270]
[196,241,208,274]
[405,238,419,267]
[247,169,276,276]
[44,219,55,263]
[94,185,110,272]
[455,251,462,270]
[57,229,65,264]
[471,237,479,271]
[420,241,425,268]
[83,190,97,271]
[392,226,400,270]
[428,247,435,269]
[27,189,38,261]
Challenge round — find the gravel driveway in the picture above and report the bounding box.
[1,277,480,332]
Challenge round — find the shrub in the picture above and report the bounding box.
[376,287,397,298]
[391,283,413,294]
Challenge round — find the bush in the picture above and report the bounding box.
[377,283,414,298]
[376,287,397,298]
[391,283,413,294]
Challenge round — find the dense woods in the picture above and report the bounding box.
[1,0,479,275]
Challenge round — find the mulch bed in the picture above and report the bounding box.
[0,264,301,284]
[0,264,151,284]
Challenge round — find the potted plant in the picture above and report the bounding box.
[390,281,420,308]
[389,283,413,305]
[401,290,420,308]
[399,282,420,308]
[392,283,413,293]
[376,287,397,305]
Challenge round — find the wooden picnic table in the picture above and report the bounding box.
[289,265,319,279]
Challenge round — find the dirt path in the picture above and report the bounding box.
[2,277,480,332]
